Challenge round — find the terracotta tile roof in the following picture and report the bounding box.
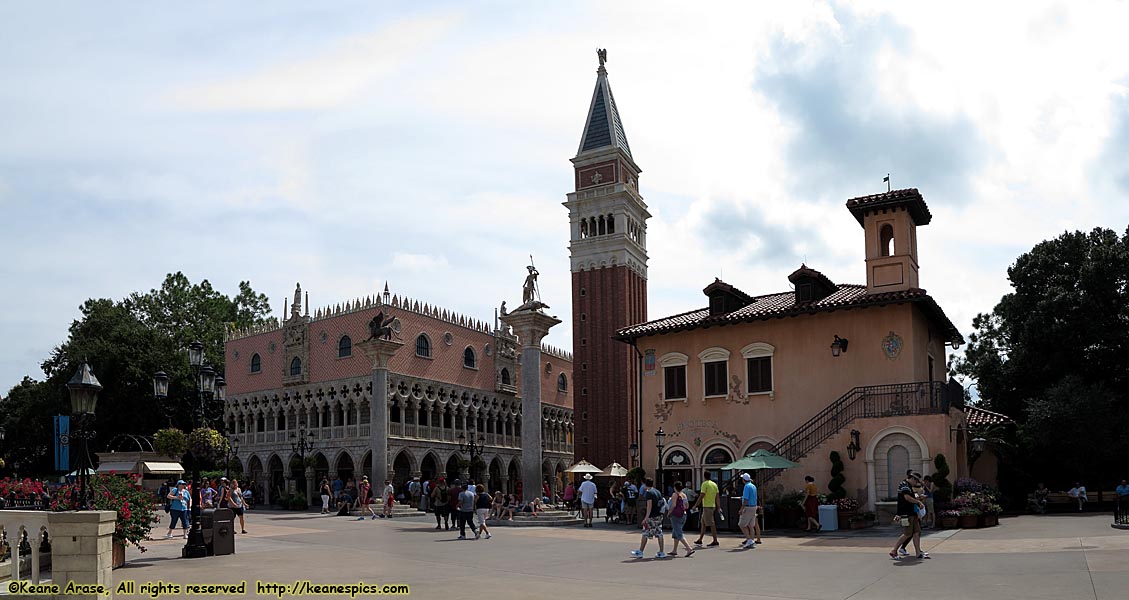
[846,187,932,226]
[965,405,1013,427]
[616,282,964,344]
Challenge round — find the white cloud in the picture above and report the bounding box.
[166,14,460,111]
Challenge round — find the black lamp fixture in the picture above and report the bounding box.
[846,429,861,461]
[970,437,987,454]
[66,362,102,511]
[830,335,849,357]
[628,442,639,467]
[655,427,667,490]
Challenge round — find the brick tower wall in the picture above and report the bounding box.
[572,264,647,469]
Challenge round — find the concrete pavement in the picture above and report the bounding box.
[105,510,1128,599]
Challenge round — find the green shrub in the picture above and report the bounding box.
[828,450,846,500]
[932,454,953,503]
[625,467,647,483]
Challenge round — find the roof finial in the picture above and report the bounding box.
[597,48,607,68]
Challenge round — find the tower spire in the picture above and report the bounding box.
[578,48,632,159]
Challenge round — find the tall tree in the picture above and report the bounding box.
[956,227,1129,488]
[0,273,273,476]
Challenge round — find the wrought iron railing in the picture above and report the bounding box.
[1116,501,1129,526]
[762,381,963,484]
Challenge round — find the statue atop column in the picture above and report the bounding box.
[518,258,550,312]
[367,310,397,340]
[290,283,302,318]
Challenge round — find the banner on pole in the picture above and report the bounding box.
[54,415,70,472]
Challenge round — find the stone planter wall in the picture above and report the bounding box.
[875,501,898,526]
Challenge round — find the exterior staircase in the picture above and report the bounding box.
[761,380,964,484]
[492,509,582,527]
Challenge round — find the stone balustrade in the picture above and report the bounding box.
[0,510,115,599]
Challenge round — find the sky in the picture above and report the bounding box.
[3,0,1129,394]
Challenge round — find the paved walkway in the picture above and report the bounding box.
[108,511,1128,599]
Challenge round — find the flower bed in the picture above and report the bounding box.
[50,473,157,558]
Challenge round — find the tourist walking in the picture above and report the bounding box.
[409,477,421,509]
[692,472,720,547]
[229,478,248,534]
[358,476,377,520]
[668,481,694,557]
[803,475,821,532]
[890,472,928,560]
[624,478,638,524]
[420,478,430,513]
[381,480,395,518]
[475,486,493,539]
[922,475,936,528]
[456,481,476,539]
[431,477,451,530]
[630,477,667,559]
[738,473,758,549]
[201,478,216,509]
[319,479,332,514]
[578,473,598,527]
[165,480,191,539]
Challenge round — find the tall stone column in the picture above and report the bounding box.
[501,309,561,503]
[356,337,404,489]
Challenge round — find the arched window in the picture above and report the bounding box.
[501,368,511,386]
[250,353,261,373]
[289,356,302,376]
[463,346,477,369]
[415,334,431,358]
[880,223,894,257]
[557,373,568,392]
[598,215,606,235]
[606,213,615,234]
[580,219,588,238]
[703,446,735,489]
[665,449,691,467]
[338,335,352,358]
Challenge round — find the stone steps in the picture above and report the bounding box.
[492,510,582,527]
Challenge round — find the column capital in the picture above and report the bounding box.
[500,309,562,349]
[356,338,405,369]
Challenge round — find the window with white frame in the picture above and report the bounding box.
[698,347,730,397]
[660,352,688,400]
[741,342,775,395]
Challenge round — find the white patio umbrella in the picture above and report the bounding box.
[598,462,629,477]
[564,459,603,474]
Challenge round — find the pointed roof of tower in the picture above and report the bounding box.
[577,49,632,159]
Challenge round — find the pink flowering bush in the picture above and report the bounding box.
[50,473,156,552]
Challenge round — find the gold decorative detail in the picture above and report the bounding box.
[727,375,748,405]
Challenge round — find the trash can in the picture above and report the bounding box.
[200,508,236,555]
[818,504,839,532]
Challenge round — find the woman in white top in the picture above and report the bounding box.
[229,479,248,534]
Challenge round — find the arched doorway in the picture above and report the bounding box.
[361,451,372,483]
[702,446,735,493]
[247,455,264,500]
[507,458,520,495]
[542,460,552,500]
[554,463,565,501]
[421,453,439,483]
[664,448,693,491]
[313,453,329,489]
[865,427,929,509]
[446,454,463,482]
[393,450,414,488]
[488,457,503,494]
[267,454,284,505]
[335,451,355,484]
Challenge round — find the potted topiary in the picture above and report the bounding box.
[980,503,1002,527]
[938,509,960,529]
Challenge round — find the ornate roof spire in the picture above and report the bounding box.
[577,48,632,159]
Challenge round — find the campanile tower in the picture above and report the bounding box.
[563,50,649,468]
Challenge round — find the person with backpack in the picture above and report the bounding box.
[474,486,493,539]
[668,481,694,557]
[431,477,451,530]
[624,478,639,524]
[630,477,667,559]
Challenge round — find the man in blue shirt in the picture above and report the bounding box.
[737,473,758,549]
[1116,479,1129,520]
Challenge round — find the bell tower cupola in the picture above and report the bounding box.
[846,188,933,294]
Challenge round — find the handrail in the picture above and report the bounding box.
[763,381,961,484]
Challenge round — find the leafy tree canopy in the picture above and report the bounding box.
[955,227,1129,487]
[0,273,273,476]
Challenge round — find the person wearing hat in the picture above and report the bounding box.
[165,480,192,539]
[578,473,598,527]
[738,473,758,549]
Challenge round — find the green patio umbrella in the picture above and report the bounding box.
[721,448,801,471]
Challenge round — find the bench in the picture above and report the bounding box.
[1029,490,1119,513]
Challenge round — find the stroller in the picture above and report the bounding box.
[605,495,624,523]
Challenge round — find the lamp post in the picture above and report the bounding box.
[153,340,227,559]
[224,436,240,480]
[629,442,638,469]
[290,427,315,500]
[655,427,667,493]
[66,363,102,510]
[458,432,485,481]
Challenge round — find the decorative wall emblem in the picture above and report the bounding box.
[590,172,603,184]
[643,349,656,376]
[484,343,492,356]
[727,374,748,404]
[320,331,328,343]
[882,331,903,360]
[443,332,453,346]
[232,350,240,359]
[269,342,276,354]
[693,436,703,448]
